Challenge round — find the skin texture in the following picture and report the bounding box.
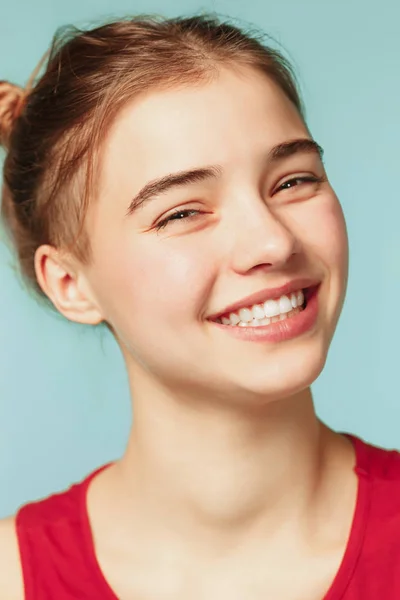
[1,67,356,599]
[38,66,348,404]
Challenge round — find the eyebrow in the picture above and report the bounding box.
[126,138,324,216]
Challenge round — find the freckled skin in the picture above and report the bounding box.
[84,67,348,406]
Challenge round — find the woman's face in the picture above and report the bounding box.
[83,67,348,403]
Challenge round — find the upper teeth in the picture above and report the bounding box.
[220,290,304,326]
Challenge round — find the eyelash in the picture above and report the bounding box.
[155,175,324,231]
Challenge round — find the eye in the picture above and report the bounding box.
[275,175,324,194]
[156,208,201,231]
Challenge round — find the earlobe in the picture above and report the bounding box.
[34,245,104,325]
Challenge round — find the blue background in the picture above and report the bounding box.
[1,0,399,518]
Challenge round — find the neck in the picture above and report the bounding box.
[116,369,331,543]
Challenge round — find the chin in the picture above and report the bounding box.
[225,343,329,405]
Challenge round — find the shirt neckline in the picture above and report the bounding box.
[79,463,120,599]
[79,433,372,599]
[322,433,372,599]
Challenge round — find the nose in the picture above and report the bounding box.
[227,197,301,274]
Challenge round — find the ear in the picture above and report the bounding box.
[34,244,103,325]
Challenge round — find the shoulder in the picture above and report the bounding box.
[354,436,400,524]
[0,516,24,600]
[356,436,400,483]
[0,480,89,600]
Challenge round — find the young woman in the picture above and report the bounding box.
[0,14,399,600]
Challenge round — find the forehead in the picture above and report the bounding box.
[101,68,308,188]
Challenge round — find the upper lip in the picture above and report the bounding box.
[207,278,320,320]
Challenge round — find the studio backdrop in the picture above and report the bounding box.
[1,0,399,517]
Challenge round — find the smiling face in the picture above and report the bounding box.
[75,67,349,404]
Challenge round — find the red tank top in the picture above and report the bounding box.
[16,435,400,599]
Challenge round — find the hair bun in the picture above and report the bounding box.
[0,81,25,149]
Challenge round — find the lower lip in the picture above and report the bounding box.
[209,286,320,343]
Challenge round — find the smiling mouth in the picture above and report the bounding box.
[212,288,308,328]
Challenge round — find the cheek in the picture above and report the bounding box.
[314,200,348,273]
[289,194,348,272]
[92,235,216,325]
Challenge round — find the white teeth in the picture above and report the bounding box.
[238,307,253,323]
[263,299,280,318]
[259,317,271,325]
[218,289,307,327]
[229,312,240,326]
[279,295,292,314]
[252,304,265,320]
